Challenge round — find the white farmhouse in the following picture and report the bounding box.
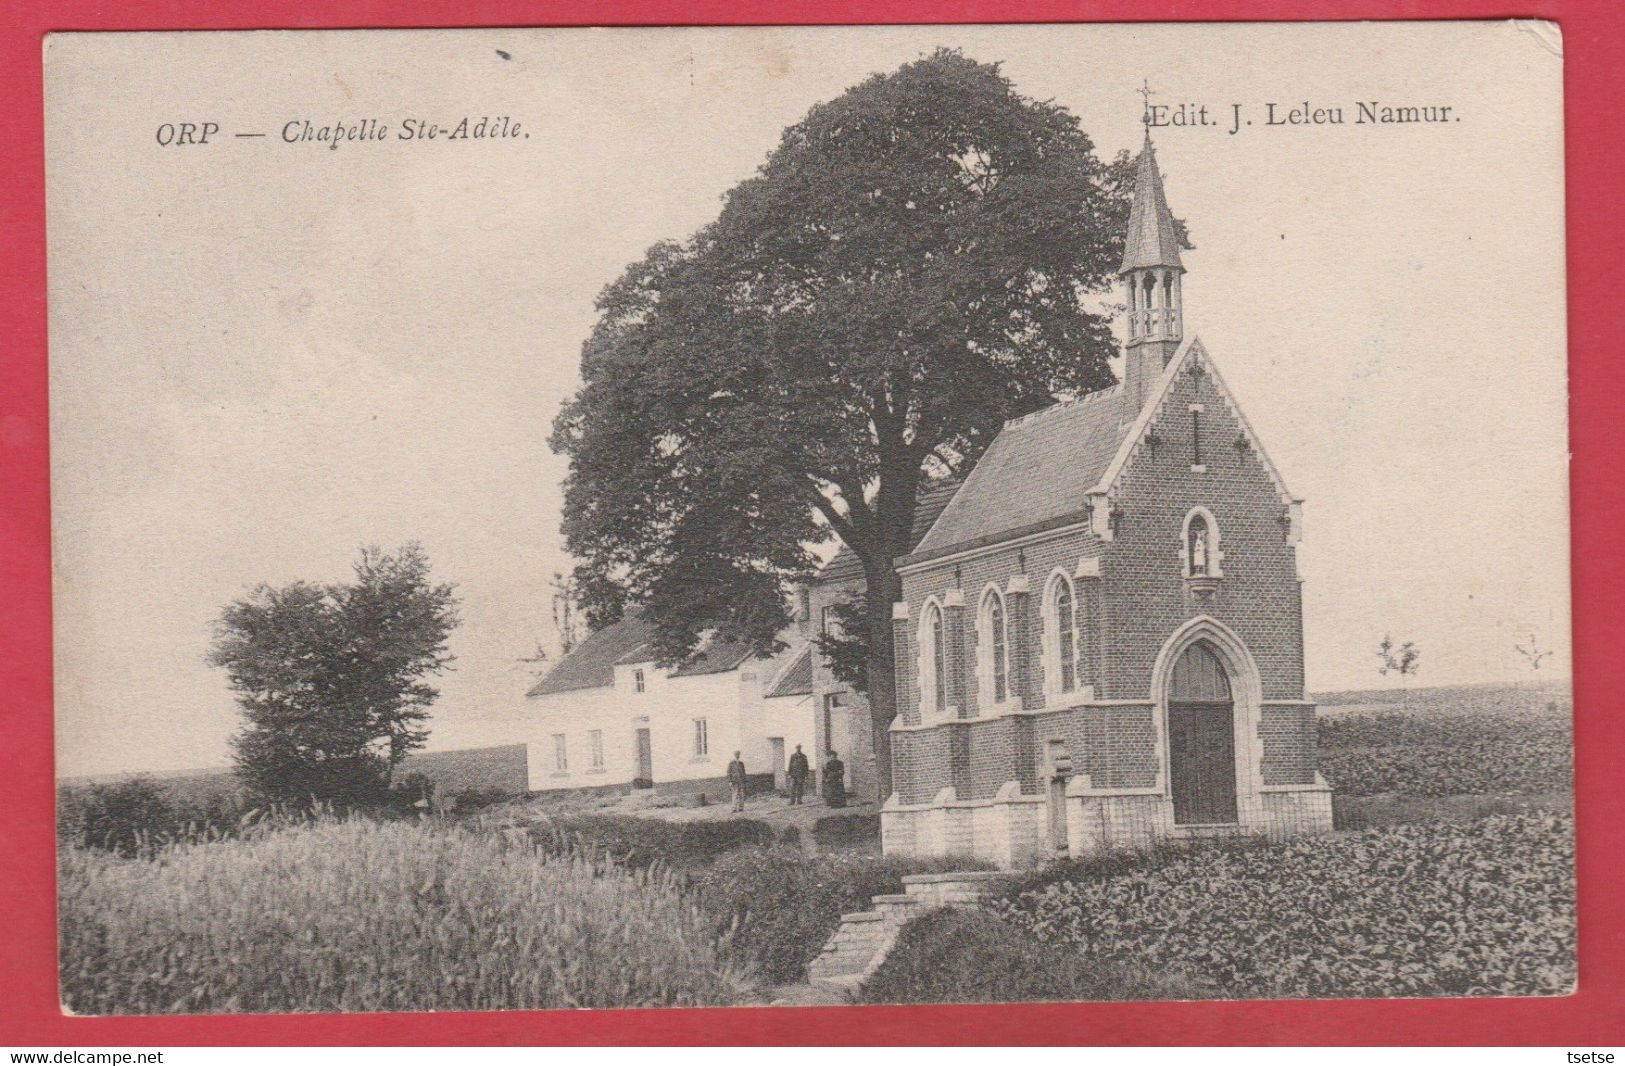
[524,608,816,796]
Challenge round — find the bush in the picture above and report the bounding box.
[991,811,1575,999]
[527,812,777,870]
[695,846,991,985]
[58,778,249,856]
[810,812,880,850]
[59,817,753,1013]
[861,907,1207,1005]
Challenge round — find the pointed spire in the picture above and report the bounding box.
[1118,132,1184,274]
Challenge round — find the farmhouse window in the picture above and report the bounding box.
[589,729,604,771]
[634,668,645,693]
[552,733,568,773]
[693,717,709,757]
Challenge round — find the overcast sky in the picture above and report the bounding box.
[46,22,1568,777]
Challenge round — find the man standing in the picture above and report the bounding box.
[822,750,846,809]
[727,750,748,812]
[787,744,810,805]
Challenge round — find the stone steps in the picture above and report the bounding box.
[806,871,1007,994]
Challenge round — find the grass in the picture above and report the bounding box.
[59,816,753,1014]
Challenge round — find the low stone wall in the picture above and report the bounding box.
[884,773,1335,866]
[881,781,1046,867]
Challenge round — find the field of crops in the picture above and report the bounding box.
[1317,683,1572,797]
[57,683,1576,1010]
[991,811,1575,999]
[59,817,752,1013]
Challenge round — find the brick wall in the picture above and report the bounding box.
[1102,364,1305,703]
[1259,702,1317,786]
[890,357,1315,809]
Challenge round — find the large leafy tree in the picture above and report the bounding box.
[209,544,460,805]
[552,50,1170,798]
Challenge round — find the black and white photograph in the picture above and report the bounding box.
[45,22,1573,1014]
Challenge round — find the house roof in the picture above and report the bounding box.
[526,609,762,697]
[817,477,963,584]
[1119,134,1184,274]
[527,612,658,697]
[765,646,813,698]
[906,386,1133,560]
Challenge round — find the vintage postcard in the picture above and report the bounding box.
[45,22,1572,1013]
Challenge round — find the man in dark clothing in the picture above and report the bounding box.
[727,750,748,812]
[787,744,810,805]
[822,750,846,809]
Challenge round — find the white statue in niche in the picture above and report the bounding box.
[1190,520,1210,576]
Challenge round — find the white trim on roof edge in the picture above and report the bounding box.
[1088,336,1300,509]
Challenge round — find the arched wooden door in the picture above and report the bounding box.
[1167,641,1238,825]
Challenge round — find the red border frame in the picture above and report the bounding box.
[4,0,1622,1046]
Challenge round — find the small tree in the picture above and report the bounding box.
[1516,632,1551,672]
[209,543,460,806]
[517,640,551,682]
[1377,634,1421,709]
[550,571,584,655]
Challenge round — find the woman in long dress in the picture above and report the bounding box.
[821,751,846,809]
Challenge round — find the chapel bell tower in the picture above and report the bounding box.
[1119,128,1185,410]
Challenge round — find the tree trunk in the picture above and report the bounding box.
[863,562,902,804]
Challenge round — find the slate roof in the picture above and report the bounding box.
[765,646,814,698]
[527,612,657,697]
[1119,135,1184,273]
[817,477,963,584]
[526,608,761,697]
[907,386,1133,561]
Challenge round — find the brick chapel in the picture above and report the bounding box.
[875,133,1335,866]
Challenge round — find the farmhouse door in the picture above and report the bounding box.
[770,737,786,791]
[634,727,653,786]
[1167,641,1239,825]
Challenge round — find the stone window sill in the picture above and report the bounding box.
[1041,685,1097,710]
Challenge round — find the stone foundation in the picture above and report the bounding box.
[883,772,1334,867]
[880,781,1046,867]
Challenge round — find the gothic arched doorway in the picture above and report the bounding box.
[1167,641,1238,825]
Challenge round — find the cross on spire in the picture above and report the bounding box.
[1138,78,1156,129]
